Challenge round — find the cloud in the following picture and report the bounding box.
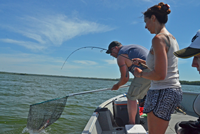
[73,60,98,65]
[140,0,171,3]
[0,53,62,64]
[132,21,139,25]
[0,14,115,51]
[0,38,47,51]
[141,0,152,2]
[104,59,117,64]
[0,53,72,73]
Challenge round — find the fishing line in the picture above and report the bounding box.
[61,46,148,69]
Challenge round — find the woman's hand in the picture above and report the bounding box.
[134,67,143,77]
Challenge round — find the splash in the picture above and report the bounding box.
[22,127,49,134]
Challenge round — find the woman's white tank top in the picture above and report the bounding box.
[146,34,181,90]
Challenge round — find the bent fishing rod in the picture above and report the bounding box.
[61,46,107,69]
[61,46,148,69]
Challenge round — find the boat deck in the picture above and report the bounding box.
[104,112,198,134]
[83,92,200,134]
[97,111,198,134]
[142,111,198,134]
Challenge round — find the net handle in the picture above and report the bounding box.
[68,85,129,97]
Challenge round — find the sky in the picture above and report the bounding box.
[0,0,199,81]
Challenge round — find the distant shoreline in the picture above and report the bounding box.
[0,71,200,85]
[0,71,119,81]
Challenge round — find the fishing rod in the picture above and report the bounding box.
[61,46,148,69]
[61,46,107,69]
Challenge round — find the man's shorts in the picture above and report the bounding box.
[143,87,182,121]
[126,68,151,101]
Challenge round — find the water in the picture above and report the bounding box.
[0,73,199,134]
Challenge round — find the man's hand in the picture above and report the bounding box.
[132,58,146,65]
[111,84,120,90]
[134,67,143,77]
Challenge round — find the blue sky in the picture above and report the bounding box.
[0,0,199,81]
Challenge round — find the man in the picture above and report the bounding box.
[174,29,200,73]
[174,29,200,134]
[106,41,151,124]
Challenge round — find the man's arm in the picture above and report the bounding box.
[111,55,129,90]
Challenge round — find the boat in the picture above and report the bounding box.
[82,91,200,134]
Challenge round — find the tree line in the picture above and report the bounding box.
[180,81,200,85]
[0,71,200,85]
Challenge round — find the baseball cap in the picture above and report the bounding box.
[106,41,122,54]
[174,29,200,58]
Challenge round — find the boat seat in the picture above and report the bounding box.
[175,94,200,134]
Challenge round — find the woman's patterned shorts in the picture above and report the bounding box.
[143,87,182,121]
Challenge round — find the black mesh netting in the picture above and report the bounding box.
[27,96,68,132]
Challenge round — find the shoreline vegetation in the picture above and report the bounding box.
[1,71,200,85]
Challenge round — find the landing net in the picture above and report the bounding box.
[27,96,68,132]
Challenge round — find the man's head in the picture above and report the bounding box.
[106,41,122,58]
[174,29,200,73]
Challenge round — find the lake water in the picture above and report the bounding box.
[0,73,199,134]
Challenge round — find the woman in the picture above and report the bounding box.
[133,2,182,134]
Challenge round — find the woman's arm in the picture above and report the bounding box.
[134,35,168,81]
